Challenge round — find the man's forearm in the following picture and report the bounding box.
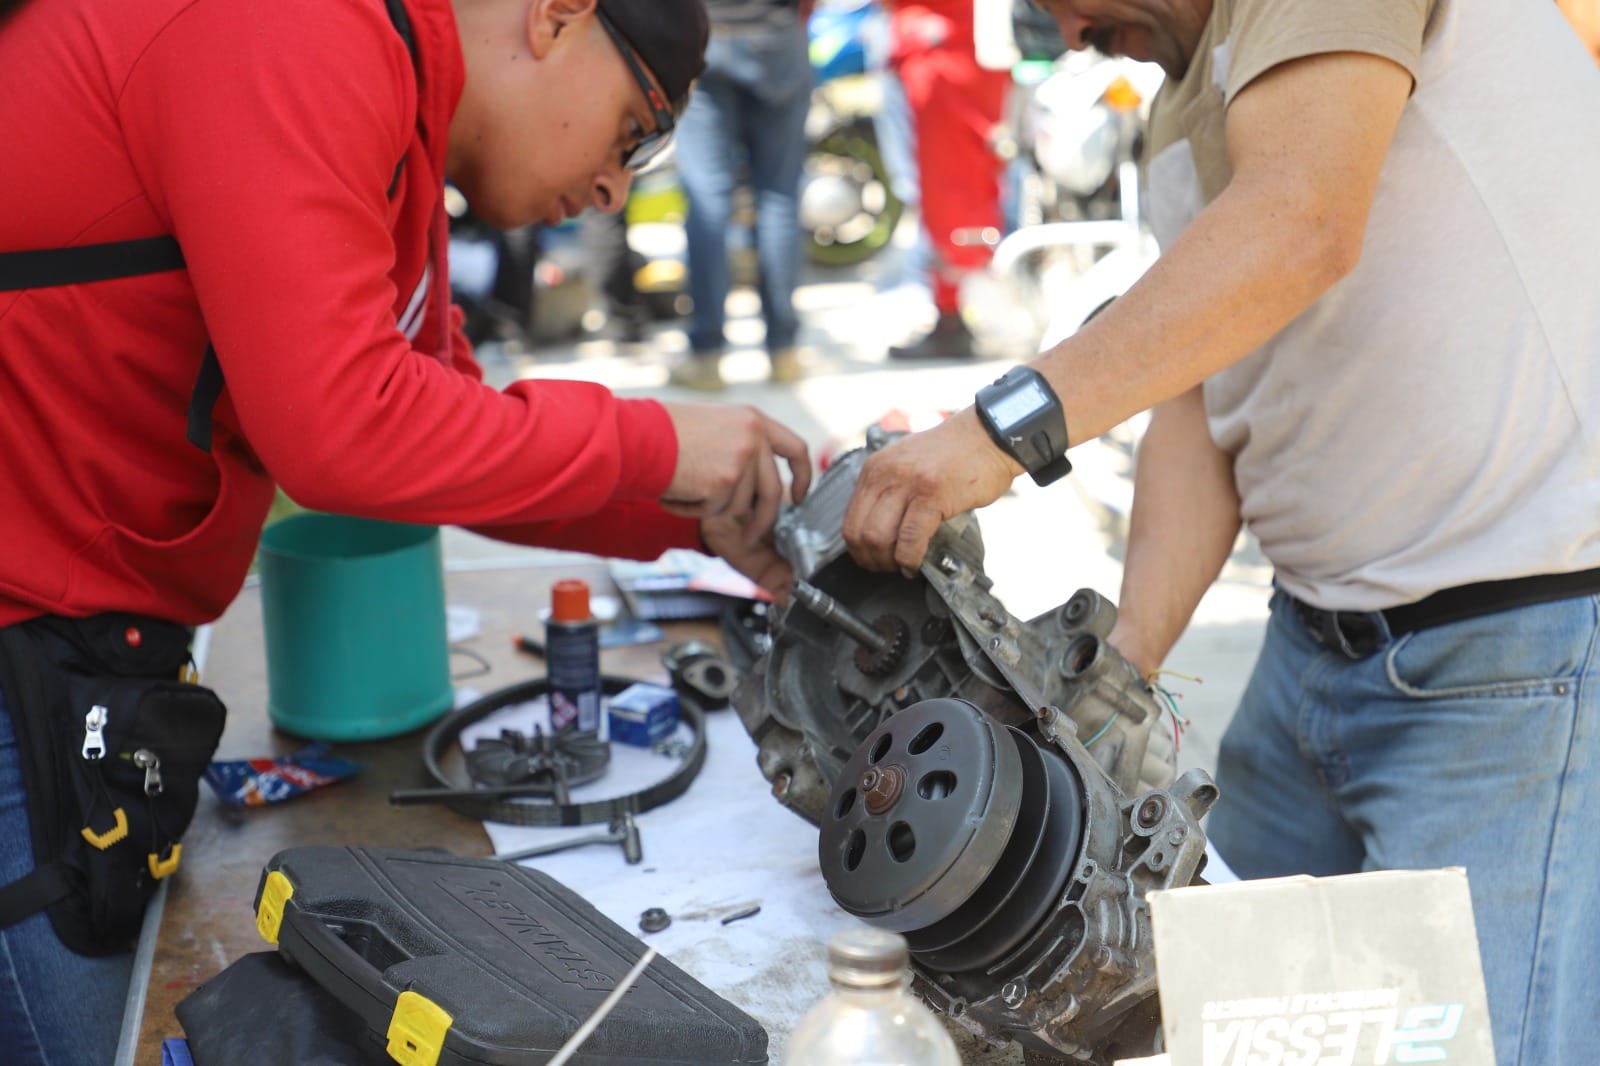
[1032,170,1357,449]
[1108,388,1241,676]
[1027,51,1417,446]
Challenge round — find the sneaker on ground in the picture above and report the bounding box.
[667,357,726,392]
[768,348,805,384]
[887,313,977,360]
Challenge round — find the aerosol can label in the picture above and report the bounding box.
[548,620,601,734]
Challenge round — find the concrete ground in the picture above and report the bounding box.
[449,240,1272,787]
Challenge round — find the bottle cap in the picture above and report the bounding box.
[551,579,592,623]
[826,927,909,990]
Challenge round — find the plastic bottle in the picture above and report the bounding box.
[785,927,961,1065]
[546,579,601,734]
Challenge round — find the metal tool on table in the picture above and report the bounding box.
[494,812,643,865]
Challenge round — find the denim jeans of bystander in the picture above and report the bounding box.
[675,24,811,359]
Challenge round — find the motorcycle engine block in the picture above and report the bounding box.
[732,431,1219,1063]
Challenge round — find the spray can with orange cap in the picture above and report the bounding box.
[547,579,601,734]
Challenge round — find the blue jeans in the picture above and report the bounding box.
[1209,592,1600,1066]
[0,690,134,1065]
[675,25,811,356]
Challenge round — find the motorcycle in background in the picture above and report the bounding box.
[801,0,905,267]
[995,51,1164,350]
[962,0,1165,355]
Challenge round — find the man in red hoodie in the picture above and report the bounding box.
[0,0,809,1059]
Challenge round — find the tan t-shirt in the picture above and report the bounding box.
[1143,0,1600,610]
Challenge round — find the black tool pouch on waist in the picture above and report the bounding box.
[0,614,227,955]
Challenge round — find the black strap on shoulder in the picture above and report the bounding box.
[187,346,225,452]
[0,236,185,292]
[0,236,222,451]
[6,0,421,454]
[384,0,416,63]
[383,0,418,198]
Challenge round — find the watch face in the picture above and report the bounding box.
[988,378,1052,430]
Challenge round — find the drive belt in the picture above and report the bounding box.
[398,675,706,827]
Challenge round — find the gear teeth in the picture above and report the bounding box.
[854,615,910,677]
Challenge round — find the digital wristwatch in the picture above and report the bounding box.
[973,366,1073,487]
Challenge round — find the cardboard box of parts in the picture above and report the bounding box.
[1124,868,1495,1066]
[607,682,679,747]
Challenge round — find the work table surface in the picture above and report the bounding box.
[134,561,673,1062]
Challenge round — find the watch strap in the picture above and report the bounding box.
[975,366,1072,487]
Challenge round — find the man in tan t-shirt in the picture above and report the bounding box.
[838,1,1600,1063]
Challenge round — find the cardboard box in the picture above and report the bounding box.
[1149,868,1495,1066]
[606,683,679,747]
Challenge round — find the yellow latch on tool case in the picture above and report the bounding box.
[255,870,295,944]
[387,990,453,1066]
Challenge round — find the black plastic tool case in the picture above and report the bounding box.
[255,847,768,1065]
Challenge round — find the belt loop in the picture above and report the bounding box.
[1285,588,1394,659]
[1327,609,1390,660]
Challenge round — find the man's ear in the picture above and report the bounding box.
[527,0,600,59]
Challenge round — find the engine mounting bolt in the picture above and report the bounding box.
[1093,946,1113,968]
[1136,795,1167,829]
[862,764,906,815]
[1002,980,1028,1008]
[1169,828,1187,845]
[938,555,959,574]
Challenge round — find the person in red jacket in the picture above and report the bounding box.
[0,0,809,1060]
[884,0,1011,360]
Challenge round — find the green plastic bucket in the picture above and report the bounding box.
[258,515,453,741]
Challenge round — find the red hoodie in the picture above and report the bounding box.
[0,0,700,627]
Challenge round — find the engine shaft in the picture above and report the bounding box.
[793,581,891,653]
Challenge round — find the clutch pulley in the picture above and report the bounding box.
[820,698,1085,975]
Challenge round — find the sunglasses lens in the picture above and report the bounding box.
[626,133,672,173]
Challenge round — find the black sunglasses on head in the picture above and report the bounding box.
[595,9,676,172]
